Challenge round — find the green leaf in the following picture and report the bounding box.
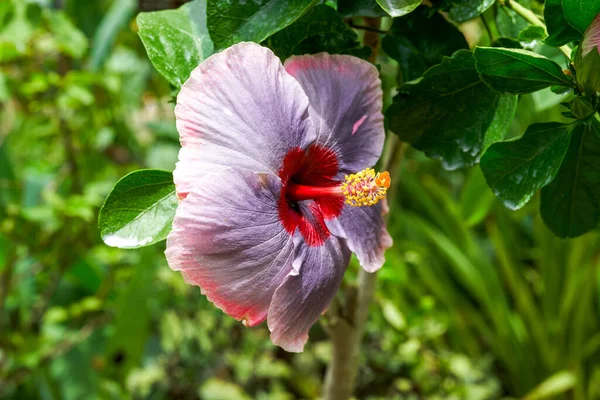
[389,7,468,66]
[269,5,370,60]
[106,248,157,374]
[337,0,387,17]
[0,1,35,59]
[46,10,88,59]
[474,47,572,94]
[207,0,315,50]
[563,0,600,34]
[543,1,579,47]
[447,0,494,23]
[375,0,421,18]
[571,97,595,119]
[460,167,496,226]
[386,50,517,169]
[544,0,582,46]
[98,169,177,249]
[518,25,547,45]
[541,121,600,238]
[0,140,18,207]
[523,371,577,400]
[137,0,213,89]
[480,122,573,210]
[496,6,528,40]
[381,35,426,82]
[575,47,600,95]
[89,0,136,70]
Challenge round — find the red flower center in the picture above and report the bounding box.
[278,145,345,246]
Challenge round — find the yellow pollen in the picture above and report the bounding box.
[341,168,391,207]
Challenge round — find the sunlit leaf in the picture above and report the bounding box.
[375,0,421,18]
[137,0,213,89]
[99,169,177,249]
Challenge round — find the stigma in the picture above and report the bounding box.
[286,168,390,207]
[342,169,390,207]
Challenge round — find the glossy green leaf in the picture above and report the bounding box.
[99,169,177,249]
[386,50,517,170]
[544,0,582,46]
[89,0,136,70]
[207,0,315,50]
[375,0,421,18]
[474,47,572,94]
[387,7,469,67]
[137,0,213,89]
[563,0,600,34]
[269,5,370,60]
[480,122,573,210]
[541,121,600,238]
[447,0,494,23]
[337,0,387,17]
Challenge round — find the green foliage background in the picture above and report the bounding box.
[1,0,599,399]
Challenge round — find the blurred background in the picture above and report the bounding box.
[0,0,599,399]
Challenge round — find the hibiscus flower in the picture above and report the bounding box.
[165,42,393,352]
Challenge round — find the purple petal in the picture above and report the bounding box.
[174,42,314,199]
[165,169,294,327]
[284,53,385,175]
[267,235,350,352]
[326,201,392,272]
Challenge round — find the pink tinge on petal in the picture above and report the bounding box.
[352,114,368,135]
[284,53,385,176]
[165,169,295,327]
[267,235,350,352]
[582,14,600,57]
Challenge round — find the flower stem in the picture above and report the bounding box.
[321,17,386,400]
[322,135,403,399]
[500,0,572,59]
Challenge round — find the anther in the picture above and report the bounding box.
[341,168,391,207]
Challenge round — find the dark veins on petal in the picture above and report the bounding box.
[278,145,344,246]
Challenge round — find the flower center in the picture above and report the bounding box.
[277,145,390,246]
[287,168,391,207]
